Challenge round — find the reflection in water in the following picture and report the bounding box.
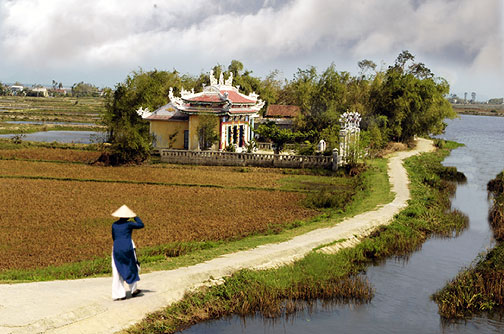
[183,115,504,334]
[4,120,96,126]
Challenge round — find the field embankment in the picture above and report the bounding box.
[433,171,504,319]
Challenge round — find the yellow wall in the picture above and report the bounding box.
[150,120,188,148]
[188,115,200,150]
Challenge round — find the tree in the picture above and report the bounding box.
[197,115,219,150]
[100,84,153,165]
[101,69,183,165]
[358,59,377,77]
[228,60,244,77]
[255,121,305,154]
[259,70,283,108]
[369,51,456,142]
[71,82,99,97]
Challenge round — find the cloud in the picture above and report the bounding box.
[0,0,502,94]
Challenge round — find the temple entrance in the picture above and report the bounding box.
[220,117,251,151]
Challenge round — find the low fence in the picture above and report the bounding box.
[159,149,339,170]
[255,142,308,151]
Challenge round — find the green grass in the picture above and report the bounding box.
[0,124,102,134]
[125,141,468,334]
[0,158,392,283]
[432,169,504,319]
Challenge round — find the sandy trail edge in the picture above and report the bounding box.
[0,138,435,334]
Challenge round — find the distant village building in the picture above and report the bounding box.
[31,87,49,97]
[142,71,264,151]
[255,104,300,130]
[488,98,504,105]
[49,88,68,96]
[10,85,24,95]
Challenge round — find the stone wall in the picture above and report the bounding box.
[159,149,339,170]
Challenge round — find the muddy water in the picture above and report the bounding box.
[183,114,504,334]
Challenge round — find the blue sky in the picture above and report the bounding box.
[0,0,502,100]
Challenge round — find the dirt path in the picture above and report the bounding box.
[0,138,435,334]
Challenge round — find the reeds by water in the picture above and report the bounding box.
[433,170,504,318]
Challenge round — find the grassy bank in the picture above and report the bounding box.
[0,124,102,134]
[125,141,468,334]
[453,104,504,117]
[432,171,504,319]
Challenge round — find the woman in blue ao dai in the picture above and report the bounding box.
[111,205,144,300]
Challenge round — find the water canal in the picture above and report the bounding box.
[0,130,103,144]
[183,114,504,334]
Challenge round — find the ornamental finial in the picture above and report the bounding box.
[210,69,218,86]
[225,72,233,86]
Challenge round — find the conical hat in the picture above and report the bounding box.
[111,205,136,218]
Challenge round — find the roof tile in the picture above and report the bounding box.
[265,105,300,118]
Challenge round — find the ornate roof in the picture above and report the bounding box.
[140,70,264,121]
[167,70,264,116]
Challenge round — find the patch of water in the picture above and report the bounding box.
[0,131,105,144]
[4,120,96,126]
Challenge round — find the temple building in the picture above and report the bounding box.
[140,71,264,151]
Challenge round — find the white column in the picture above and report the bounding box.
[221,121,226,149]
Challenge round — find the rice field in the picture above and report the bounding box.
[0,96,104,134]
[0,96,104,121]
[0,147,359,271]
[0,147,101,163]
[0,178,317,270]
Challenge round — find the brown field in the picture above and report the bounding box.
[0,178,317,270]
[0,147,101,163]
[0,159,292,189]
[0,146,357,271]
[0,156,347,190]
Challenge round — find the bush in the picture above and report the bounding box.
[297,141,316,155]
[98,123,152,165]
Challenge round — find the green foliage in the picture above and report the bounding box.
[255,121,306,154]
[368,52,456,142]
[224,144,236,152]
[271,51,455,152]
[71,82,100,97]
[304,188,355,210]
[197,115,219,150]
[297,140,317,155]
[101,70,177,164]
[104,122,152,165]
